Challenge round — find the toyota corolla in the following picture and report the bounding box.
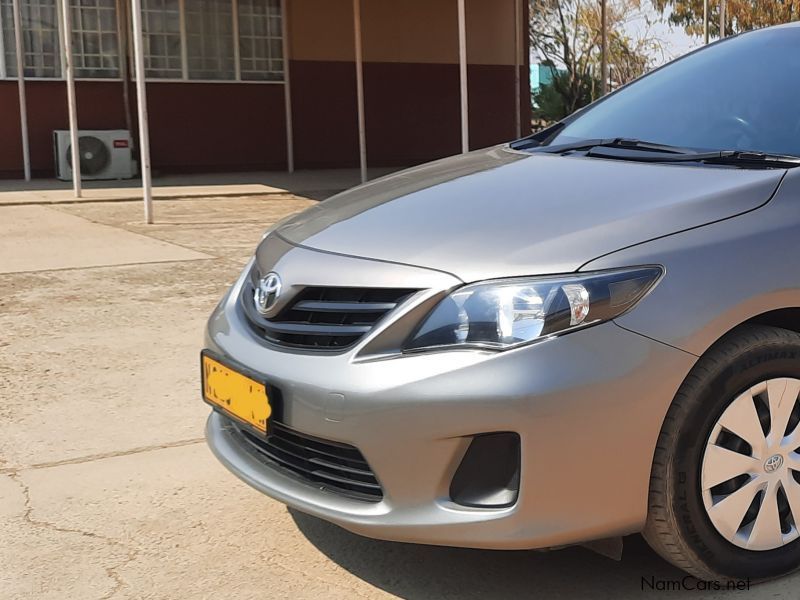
[202,24,800,582]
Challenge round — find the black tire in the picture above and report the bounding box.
[643,324,800,582]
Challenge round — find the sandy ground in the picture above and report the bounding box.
[2,194,799,599]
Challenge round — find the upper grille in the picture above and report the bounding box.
[237,421,383,502]
[242,282,416,350]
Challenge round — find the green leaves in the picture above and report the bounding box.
[530,0,662,122]
[652,0,800,38]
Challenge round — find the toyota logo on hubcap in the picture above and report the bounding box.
[764,454,784,473]
[254,272,282,315]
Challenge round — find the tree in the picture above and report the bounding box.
[608,28,662,88]
[530,0,602,116]
[530,0,664,121]
[532,70,595,121]
[652,0,800,38]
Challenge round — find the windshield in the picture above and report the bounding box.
[549,26,800,157]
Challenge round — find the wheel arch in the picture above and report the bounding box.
[693,307,800,359]
[744,307,800,336]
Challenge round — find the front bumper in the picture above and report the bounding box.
[204,245,697,550]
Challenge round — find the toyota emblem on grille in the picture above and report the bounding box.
[254,272,282,315]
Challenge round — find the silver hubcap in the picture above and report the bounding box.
[702,378,800,550]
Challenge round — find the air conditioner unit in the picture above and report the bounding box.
[54,130,136,181]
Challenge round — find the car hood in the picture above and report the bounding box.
[276,146,785,282]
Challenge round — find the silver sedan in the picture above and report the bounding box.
[203,23,800,583]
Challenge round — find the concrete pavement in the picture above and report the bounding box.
[0,205,208,274]
[0,168,397,206]
[1,192,799,599]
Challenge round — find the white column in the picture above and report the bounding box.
[232,0,241,81]
[60,0,81,197]
[130,0,153,224]
[178,0,188,79]
[12,0,31,181]
[0,3,7,78]
[57,0,66,75]
[513,0,522,138]
[116,0,133,134]
[353,0,367,183]
[457,0,468,153]
[281,0,294,173]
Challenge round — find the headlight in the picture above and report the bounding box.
[405,266,663,352]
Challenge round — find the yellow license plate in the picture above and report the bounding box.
[202,353,271,433]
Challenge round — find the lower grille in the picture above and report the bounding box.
[242,282,417,350]
[237,420,383,502]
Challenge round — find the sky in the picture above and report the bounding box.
[530,5,705,68]
[624,6,704,64]
[529,5,709,89]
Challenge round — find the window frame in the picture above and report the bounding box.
[0,0,63,79]
[69,0,124,79]
[0,0,285,83]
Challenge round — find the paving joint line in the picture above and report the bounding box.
[0,438,206,474]
[47,203,240,261]
[0,190,295,207]
[0,256,221,277]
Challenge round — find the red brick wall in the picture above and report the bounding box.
[142,82,287,173]
[0,81,126,177]
[0,62,528,178]
[291,60,527,169]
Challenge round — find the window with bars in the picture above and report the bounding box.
[140,0,181,78]
[184,0,234,80]
[0,0,283,81]
[238,0,282,81]
[0,0,61,78]
[70,0,119,77]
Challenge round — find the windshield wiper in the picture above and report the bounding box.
[701,151,800,168]
[538,138,800,169]
[585,147,800,168]
[535,137,699,156]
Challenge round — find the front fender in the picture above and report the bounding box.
[581,168,800,356]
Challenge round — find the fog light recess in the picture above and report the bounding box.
[449,432,520,509]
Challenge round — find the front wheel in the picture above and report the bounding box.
[644,325,800,581]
